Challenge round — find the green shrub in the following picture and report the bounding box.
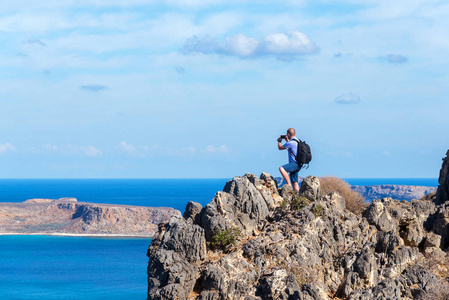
[291,196,310,211]
[211,227,241,250]
[278,199,288,211]
[312,204,324,218]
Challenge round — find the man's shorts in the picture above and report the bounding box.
[282,162,300,183]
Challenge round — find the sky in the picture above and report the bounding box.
[0,0,448,178]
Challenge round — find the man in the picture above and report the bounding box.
[277,128,301,191]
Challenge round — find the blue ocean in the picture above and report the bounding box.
[0,178,439,299]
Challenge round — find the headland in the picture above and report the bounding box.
[0,198,180,237]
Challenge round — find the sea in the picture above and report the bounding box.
[0,178,439,299]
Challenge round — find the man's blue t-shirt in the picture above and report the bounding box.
[284,137,298,163]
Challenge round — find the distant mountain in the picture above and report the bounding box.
[274,177,436,201]
[351,184,436,201]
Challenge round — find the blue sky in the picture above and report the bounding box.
[0,0,448,178]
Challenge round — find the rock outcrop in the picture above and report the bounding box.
[147,153,449,300]
[436,150,449,205]
[0,198,179,236]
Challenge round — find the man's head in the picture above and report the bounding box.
[287,128,296,139]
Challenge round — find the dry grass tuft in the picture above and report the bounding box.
[319,176,368,215]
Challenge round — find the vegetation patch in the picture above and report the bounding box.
[291,196,309,211]
[278,199,288,212]
[319,176,368,215]
[211,227,242,250]
[312,204,324,218]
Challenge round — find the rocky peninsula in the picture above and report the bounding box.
[276,177,437,201]
[351,185,436,201]
[146,150,449,299]
[0,198,180,237]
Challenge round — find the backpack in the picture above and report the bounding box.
[292,138,312,169]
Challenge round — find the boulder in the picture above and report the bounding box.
[183,201,203,225]
[365,199,398,232]
[299,176,321,201]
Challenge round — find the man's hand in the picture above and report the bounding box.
[278,137,287,150]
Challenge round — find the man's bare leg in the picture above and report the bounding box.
[279,167,292,188]
[292,182,299,192]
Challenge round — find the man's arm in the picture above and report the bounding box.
[277,137,287,150]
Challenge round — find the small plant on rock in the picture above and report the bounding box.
[211,227,242,250]
[312,204,324,218]
[291,196,309,211]
[278,199,288,212]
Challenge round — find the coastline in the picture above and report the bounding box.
[0,232,153,238]
[0,198,178,238]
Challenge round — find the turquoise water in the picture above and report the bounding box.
[0,235,151,300]
[0,179,228,213]
[0,178,439,299]
[0,179,228,300]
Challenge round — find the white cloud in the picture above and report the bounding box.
[224,34,259,57]
[0,143,17,154]
[205,145,228,153]
[180,30,318,60]
[119,141,137,155]
[335,93,361,104]
[259,31,318,57]
[81,145,103,157]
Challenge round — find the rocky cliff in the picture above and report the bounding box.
[0,198,180,237]
[146,151,449,300]
[436,150,449,205]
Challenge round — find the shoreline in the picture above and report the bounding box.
[0,232,153,238]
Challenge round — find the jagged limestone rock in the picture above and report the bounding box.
[147,215,206,299]
[299,176,321,201]
[202,251,259,299]
[200,174,274,241]
[436,149,449,204]
[365,199,398,232]
[183,201,203,225]
[257,269,299,299]
[147,163,449,300]
[348,265,449,300]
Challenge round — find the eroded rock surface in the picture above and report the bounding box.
[147,151,449,300]
[436,150,449,205]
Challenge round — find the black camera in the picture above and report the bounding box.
[280,135,286,139]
